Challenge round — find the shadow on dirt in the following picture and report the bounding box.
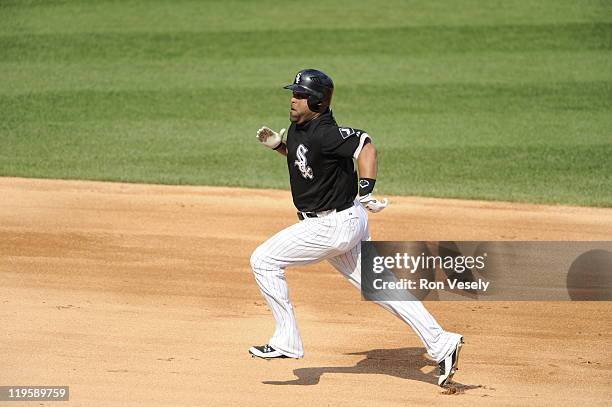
[263,347,482,392]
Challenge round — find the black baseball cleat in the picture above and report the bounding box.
[438,336,464,387]
[249,344,290,359]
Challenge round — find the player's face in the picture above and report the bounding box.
[290,92,318,124]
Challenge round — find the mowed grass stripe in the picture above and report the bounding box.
[2,82,610,123]
[2,0,610,35]
[383,144,612,205]
[2,126,610,205]
[1,51,612,97]
[2,22,611,62]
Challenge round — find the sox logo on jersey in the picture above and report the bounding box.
[294,144,314,180]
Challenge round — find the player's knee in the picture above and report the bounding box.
[250,246,283,278]
[250,250,260,271]
[250,246,268,273]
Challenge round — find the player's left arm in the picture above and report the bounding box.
[356,142,389,213]
[321,127,388,212]
[357,142,377,178]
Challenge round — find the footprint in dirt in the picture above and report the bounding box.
[440,383,492,396]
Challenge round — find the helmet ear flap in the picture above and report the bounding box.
[307,95,322,112]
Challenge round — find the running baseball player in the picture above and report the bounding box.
[249,69,463,387]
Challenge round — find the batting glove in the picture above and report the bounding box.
[256,126,286,150]
[359,193,389,213]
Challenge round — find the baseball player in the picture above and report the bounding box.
[249,69,463,387]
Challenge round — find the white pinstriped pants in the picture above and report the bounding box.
[250,201,461,362]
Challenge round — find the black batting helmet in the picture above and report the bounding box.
[284,69,334,113]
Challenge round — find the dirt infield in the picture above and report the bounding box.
[1,177,611,406]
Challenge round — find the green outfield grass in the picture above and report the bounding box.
[1,0,611,206]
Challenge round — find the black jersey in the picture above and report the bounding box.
[286,110,371,212]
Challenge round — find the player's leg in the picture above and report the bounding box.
[250,218,349,358]
[326,206,462,364]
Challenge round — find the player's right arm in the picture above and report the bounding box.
[273,142,288,156]
[256,127,288,156]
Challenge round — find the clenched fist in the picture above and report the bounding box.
[359,193,389,213]
[256,127,286,150]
